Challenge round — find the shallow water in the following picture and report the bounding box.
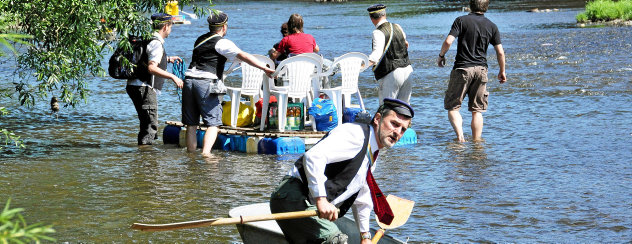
[1,0,631,242]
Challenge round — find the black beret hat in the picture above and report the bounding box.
[383,98,414,118]
[207,11,228,26]
[151,13,172,22]
[367,4,386,13]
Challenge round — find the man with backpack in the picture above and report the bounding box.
[126,13,183,145]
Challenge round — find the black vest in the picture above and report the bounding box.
[139,37,167,91]
[372,22,411,80]
[189,33,227,79]
[296,124,371,217]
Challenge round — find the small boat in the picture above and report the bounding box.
[229,203,406,244]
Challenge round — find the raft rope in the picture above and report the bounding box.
[172,59,187,103]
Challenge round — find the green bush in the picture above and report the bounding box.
[0,199,55,243]
[576,0,632,22]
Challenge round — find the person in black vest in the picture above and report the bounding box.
[126,13,183,145]
[182,11,274,157]
[437,0,506,142]
[270,98,414,244]
[367,4,413,105]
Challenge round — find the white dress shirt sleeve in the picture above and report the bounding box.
[351,181,373,233]
[369,29,386,64]
[302,124,364,198]
[146,40,164,64]
[215,39,243,63]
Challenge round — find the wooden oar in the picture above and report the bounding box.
[131,209,318,232]
[372,195,414,243]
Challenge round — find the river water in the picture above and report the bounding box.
[1,0,631,242]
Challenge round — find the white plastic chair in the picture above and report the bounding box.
[224,54,275,128]
[319,52,369,125]
[261,55,322,132]
[295,53,330,89]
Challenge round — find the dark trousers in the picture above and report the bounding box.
[270,176,342,243]
[126,85,158,145]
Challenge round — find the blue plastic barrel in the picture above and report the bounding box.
[228,135,248,152]
[196,129,205,147]
[343,107,364,123]
[196,130,231,150]
[394,128,417,146]
[258,137,305,155]
[163,125,181,144]
[215,134,231,150]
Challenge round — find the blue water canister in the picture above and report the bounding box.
[215,133,231,150]
[196,129,205,147]
[197,130,231,150]
[258,137,305,155]
[163,125,181,144]
[228,135,248,152]
[394,128,417,146]
[343,107,364,123]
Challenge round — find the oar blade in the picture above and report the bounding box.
[376,195,414,229]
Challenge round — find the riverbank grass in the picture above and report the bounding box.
[576,0,632,22]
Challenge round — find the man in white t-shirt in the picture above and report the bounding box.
[126,13,183,145]
[182,11,274,157]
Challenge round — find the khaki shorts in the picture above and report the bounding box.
[444,66,489,112]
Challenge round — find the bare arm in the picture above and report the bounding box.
[269,49,280,61]
[437,35,455,67]
[147,61,183,88]
[494,44,506,83]
[313,43,320,53]
[236,52,275,77]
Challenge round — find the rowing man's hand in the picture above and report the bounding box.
[315,197,338,221]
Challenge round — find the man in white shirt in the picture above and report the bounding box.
[126,13,183,145]
[367,4,414,105]
[270,98,414,244]
[181,11,274,157]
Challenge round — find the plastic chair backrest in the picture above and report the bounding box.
[273,56,322,98]
[331,52,369,94]
[296,53,323,64]
[240,54,275,95]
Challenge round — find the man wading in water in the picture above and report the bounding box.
[270,98,414,244]
[438,0,506,142]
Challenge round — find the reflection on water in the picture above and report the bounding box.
[1,0,631,242]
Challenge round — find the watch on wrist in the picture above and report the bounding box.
[439,54,445,58]
[361,232,372,240]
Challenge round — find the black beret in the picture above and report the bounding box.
[383,98,414,118]
[367,4,386,13]
[151,13,172,22]
[207,11,228,26]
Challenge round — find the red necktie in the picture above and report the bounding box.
[366,150,394,225]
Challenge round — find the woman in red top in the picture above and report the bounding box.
[271,13,319,60]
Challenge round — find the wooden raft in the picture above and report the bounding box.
[165,121,327,139]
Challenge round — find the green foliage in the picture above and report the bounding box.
[1,0,212,108]
[576,0,632,22]
[0,107,24,150]
[0,199,55,243]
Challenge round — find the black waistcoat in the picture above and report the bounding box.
[372,22,411,80]
[139,37,167,91]
[189,33,227,79]
[295,124,371,217]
